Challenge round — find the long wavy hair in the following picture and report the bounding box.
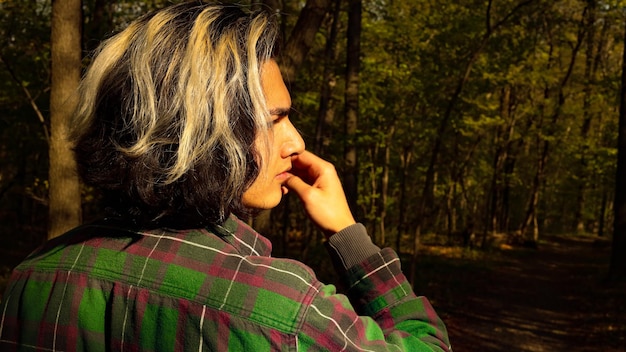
[71,1,279,228]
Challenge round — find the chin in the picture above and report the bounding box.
[263,194,283,209]
[244,192,283,210]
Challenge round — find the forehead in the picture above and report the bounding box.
[261,60,291,112]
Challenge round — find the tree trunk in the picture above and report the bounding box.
[279,0,332,85]
[343,0,361,214]
[379,125,395,246]
[489,85,513,236]
[314,0,341,155]
[366,146,378,238]
[48,0,83,239]
[598,189,607,238]
[0,53,50,142]
[609,18,626,282]
[84,0,112,52]
[574,0,597,234]
[396,146,412,253]
[501,149,516,232]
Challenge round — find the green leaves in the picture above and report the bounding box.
[0,0,623,254]
[291,0,622,244]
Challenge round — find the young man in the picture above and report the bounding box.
[0,2,452,351]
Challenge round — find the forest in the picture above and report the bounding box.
[0,0,625,348]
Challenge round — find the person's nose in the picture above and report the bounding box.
[281,118,305,158]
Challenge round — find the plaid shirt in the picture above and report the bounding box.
[0,216,451,351]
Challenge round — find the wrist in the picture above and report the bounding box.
[325,219,356,238]
[325,223,381,270]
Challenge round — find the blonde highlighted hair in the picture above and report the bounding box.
[71,1,279,227]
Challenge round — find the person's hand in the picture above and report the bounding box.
[284,151,356,237]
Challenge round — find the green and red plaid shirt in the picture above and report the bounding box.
[0,216,451,351]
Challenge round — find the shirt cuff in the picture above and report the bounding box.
[325,223,381,271]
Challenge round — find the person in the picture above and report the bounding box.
[0,2,452,351]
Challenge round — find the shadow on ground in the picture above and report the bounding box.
[417,235,626,352]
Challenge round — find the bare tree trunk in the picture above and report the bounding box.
[574,0,597,234]
[598,189,608,238]
[379,125,395,246]
[445,179,456,243]
[489,85,513,237]
[396,146,412,254]
[609,18,626,282]
[0,53,49,142]
[520,158,542,240]
[314,0,341,156]
[366,146,378,238]
[279,0,332,85]
[501,150,515,232]
[84,0,112,52]
[343,0,360,214]
[49,0,83,239]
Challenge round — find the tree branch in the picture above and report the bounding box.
[0,53,50,143]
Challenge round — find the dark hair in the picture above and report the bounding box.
[71,1,279,228]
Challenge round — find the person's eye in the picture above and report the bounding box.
[264,118,278,130]
[266,108,291,129]
[271,114,288,126]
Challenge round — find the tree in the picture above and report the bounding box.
[279,0,333,85]
[609,16,626,281]
[2,0,626,280]
[314,0,342,156]
[344,0,361,214]
[48,0,82,239]
[518,1,587,244]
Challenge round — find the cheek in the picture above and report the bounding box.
[242,173,283,209]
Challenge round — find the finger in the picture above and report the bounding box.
[291,151,333,184]
[291,151,321,174]
[288,166,315,184]
[291,150,315,165]
[284,174,311,198]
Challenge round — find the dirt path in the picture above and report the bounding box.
[420,235,626,352]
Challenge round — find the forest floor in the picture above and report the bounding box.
[416,233,626,352]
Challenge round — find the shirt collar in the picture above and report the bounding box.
[211,214,273,257]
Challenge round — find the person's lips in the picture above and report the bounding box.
[276,167,292,181]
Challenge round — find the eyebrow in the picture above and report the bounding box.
[268,107,291,117]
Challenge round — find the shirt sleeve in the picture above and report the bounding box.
[295,224,452,351]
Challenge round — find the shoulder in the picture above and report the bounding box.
[8,221,324,334]
[206,254,322,332]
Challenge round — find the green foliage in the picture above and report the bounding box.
[0,0,623,270]
[0,0,51,260]
[292,0,622,243]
